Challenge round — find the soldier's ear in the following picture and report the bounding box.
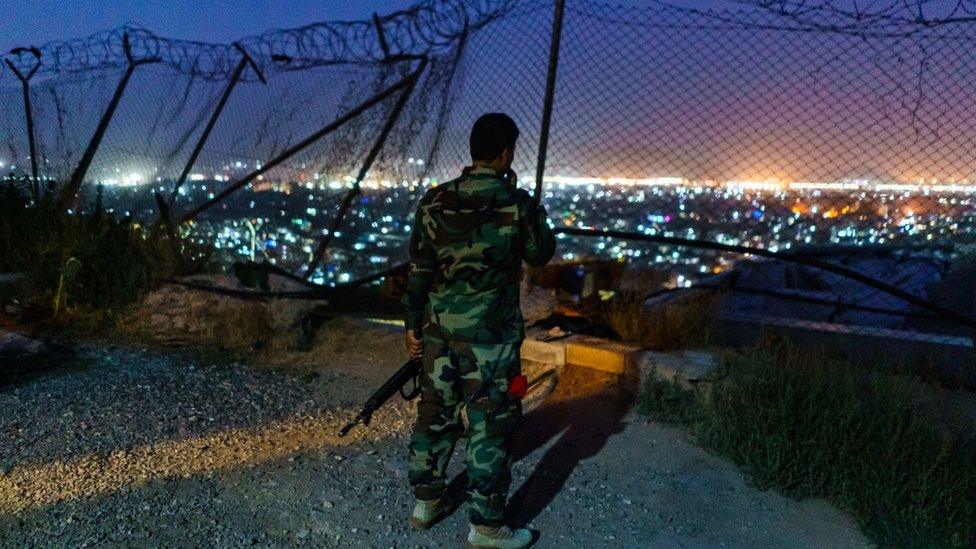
[503,145,515,164]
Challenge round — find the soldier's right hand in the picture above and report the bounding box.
[405,330,424,360]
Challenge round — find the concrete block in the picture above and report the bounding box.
[520,360,559,413]
[629,349,720,388]
[521,337,568,366]
[566,337,639,375]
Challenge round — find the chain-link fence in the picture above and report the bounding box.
[3,0,976,346]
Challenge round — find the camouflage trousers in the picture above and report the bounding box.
[408,335,522,526]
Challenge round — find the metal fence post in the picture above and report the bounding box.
[178,61,425,224]
[61,33,161,209]
[166,43,266,211]
[4,47,42,200]
[534,0,566,204]
[303,57,429,279]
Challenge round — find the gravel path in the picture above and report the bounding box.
[0,318,870,548]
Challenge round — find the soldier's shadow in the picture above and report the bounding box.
[445,366,637,526]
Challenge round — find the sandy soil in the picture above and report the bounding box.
[0,317,870,547]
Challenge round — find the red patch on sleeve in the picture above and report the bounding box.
[508,375,528,398]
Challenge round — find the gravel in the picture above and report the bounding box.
[0,318,871,548]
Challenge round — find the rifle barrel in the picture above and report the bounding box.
[339,414,364,437]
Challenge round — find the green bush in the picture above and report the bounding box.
[638,344,976,547]
[0,181,209,319]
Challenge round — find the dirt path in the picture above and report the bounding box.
[0,318,870,547]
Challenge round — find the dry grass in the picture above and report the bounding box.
[114,298,282,361]
[603,287,718,351]
[254,316,405,380]
[190,301,280,351]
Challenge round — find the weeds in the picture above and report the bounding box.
[634,378,701,424]
[638,343,976,547]
[603,288,717,351]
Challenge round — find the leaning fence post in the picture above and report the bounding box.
[165,43,266,213]
[178,62,424,224]
[4,47,42,201]
[60,33,161,209]
[302,56,429,280]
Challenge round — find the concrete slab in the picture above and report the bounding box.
[566,337,639,375]
[521,327,720,385]
[629,349,721,388]
[713,313,976,386]
[520,361,558,412]
[521,337,569,366]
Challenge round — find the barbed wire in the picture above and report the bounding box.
[726,0,976,35]
[567,0,976,41]
[2,0,522,82]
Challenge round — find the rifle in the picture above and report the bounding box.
[339,332,422,437]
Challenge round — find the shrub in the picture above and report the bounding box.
[638,343,976,547]
[0,181,210,320]
[603,288,717,351]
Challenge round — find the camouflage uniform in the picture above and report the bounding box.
[402,166,556,525]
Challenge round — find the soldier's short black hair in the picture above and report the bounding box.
[470,113,519,161]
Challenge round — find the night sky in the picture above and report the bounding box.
[2,0,974,183]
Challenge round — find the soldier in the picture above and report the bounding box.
[401,113,556,548]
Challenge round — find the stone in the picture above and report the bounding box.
[0,272,25,287]
[130,274,329,350]
[521,335,569,367]
[266,274,326,343]
[628,349,720,388]
[0,329,46,356]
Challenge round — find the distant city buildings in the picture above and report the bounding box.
[27,161,967,294]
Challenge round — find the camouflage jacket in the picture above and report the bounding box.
[401,166,557,343]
